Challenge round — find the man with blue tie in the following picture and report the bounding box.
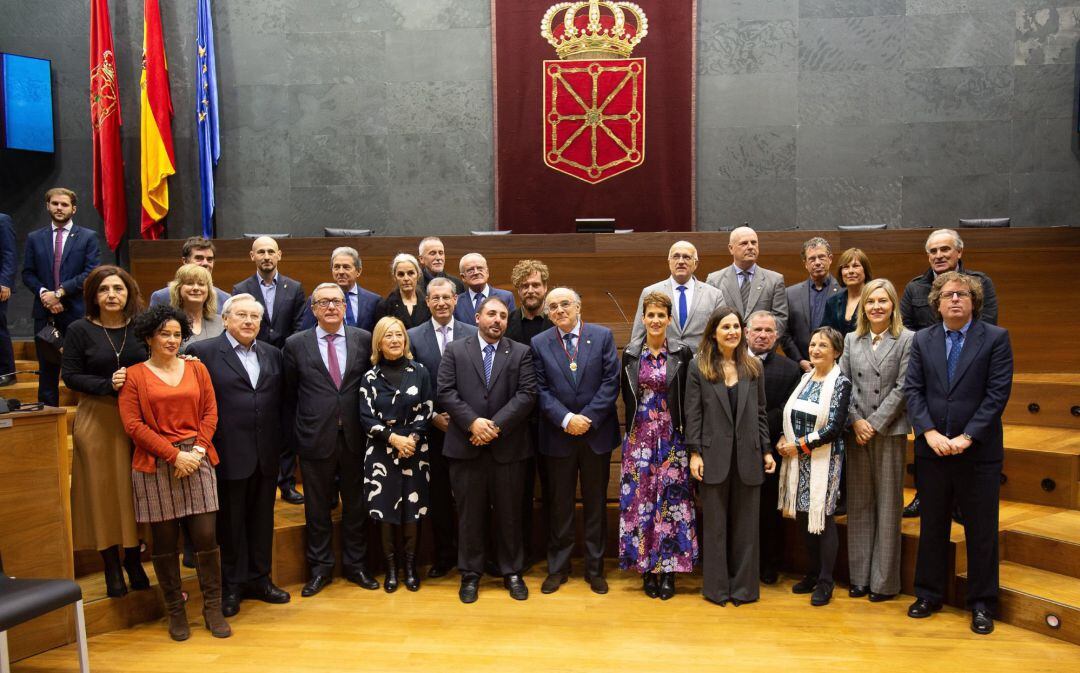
[453,253,516,326]
[904,271,1012,635]
[299,247,380,332]
[531,288,620,595]
[630,241,723,351]
[0,212,16,387]
[407,277,478,577]
[21,188,101,406]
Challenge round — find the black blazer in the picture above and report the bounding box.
[761,351,802,449]
[283,325,373,460]
[620,340,693,437]
[232,274,307,348]
[436,335,536,463]
[821,288,858,338]
[904,320,1013,463]
[185,334,285,480]
[685,360,771,486]
[375,288,432,330]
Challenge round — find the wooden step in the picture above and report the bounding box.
[12,339,35,361]
[1005,373,1080,429]
[1002,511,1080,579]
[12,360,38,383]
[959,561,1080,646]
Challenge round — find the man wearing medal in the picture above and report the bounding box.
[531,288,620,595]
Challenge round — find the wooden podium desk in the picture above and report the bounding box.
[0,407,75,662]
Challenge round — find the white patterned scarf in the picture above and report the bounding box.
[778,364,842,534]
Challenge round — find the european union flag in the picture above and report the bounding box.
[196,0,220,238]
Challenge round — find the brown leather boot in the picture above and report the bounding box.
[151,553,189,641]
[194,547,232,638]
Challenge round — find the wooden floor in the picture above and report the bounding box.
[16,565,1080,673]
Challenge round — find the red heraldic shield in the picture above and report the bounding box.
[543,58,645,184]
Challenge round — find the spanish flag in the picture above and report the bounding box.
[140,0,175,239]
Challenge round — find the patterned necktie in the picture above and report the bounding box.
[872,334,882,352]
[676,285,688,329]
[739,270,751,306]
[564,333,578,382]
[437,325,449,354]
[946,330,963,384]
[345,292,356,326]
[52,227,64,290]
[483,343,495,386]
[473,292,485,314]
[325,333,342,389]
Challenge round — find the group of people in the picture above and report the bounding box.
[0,187,1012,642]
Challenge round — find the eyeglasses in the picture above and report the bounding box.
[546,300,576,312]
[462,265,487,275]
[669,253,695,261]
[943,290,972,300]
[229,312,261,322]
[313,298,346,308]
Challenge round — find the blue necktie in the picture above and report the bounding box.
[676,285,688,329]
[345,291,356,326]
[946,330,963,384]
[483,343,495,386]
[473,292,485,314]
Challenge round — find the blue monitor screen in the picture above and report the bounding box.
[1,53,54,153]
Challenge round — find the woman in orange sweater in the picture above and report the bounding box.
[118,304,229,641]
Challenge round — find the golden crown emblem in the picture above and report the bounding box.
[541,0,648,60]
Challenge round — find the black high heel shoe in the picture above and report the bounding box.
[658,573,675,600]
[643,573,659,598]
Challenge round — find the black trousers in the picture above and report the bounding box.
[34,312,75,407]
[759,452,784,576]
[0,300,14,378]
[544,441,610,578]
[216,470,277,590]
[520,420,551,561]
[449,453,526,577]
[701,473,760,603]
[277,445,298,492]
[914,454,1001,609]
[299,430,369,577]
[427,432,457,567]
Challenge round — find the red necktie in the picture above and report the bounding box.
[325,333,342,389]
[52,227,64,290]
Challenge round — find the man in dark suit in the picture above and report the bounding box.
[185,295,291,617]
[747,310,802,585]
[437,296,536,603]
[284,282,379,597]
[406,277,477,577]
[417,236,465,294]
[147,236,231,311]
[531,288,619,595]
[904,271,1012,636]
[299,247,380,331]
[0,213,16,387]
[453,253,516,326]
[21,188,100,406]
[232,236,308,506]
[780,237,840,371]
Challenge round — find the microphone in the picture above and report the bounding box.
[0,398,45,413]
[0,369,41,377]
[605,291,630,325]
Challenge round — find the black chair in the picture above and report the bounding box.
[241,233,292,239]
[958,217,1010,228]
[324,228,374,237]
[0,551,89,672]
[838,223,888,231]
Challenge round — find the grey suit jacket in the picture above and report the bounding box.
[705,265,788,338]
[839,328,914,437]
[780,276,841,362]
[629,277,724,352]
[407,319,477,413]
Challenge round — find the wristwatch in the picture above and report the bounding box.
[54,288,65,299]
[962,433,974,442]
[192,445,207,456]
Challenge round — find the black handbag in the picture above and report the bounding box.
[34,319,64,366]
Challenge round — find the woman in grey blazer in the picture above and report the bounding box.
[838,278,913,602]
[686,307,775,606]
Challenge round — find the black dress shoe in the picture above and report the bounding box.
[952,504,964,525]
[585,575,608,595]
[971,608,994,635]
[301,574,332,597]
[760,570,779,585]
[504,574,528,600]
[427,561,454,579]
[344,568,380,591]
[811,581,834,606]
[791,576,817,594]
[643,573,659,598]
[869,592,895,603]
[459,576,479,604]
[902,495,921,518]
[849,584,869,598]
[658,573,675,600]
[280,487,305,505]
[704,595,728,607]
[907,598,943,618]
[244,582,291,604]
[0,373,15,387]
[222,589,241,617]
[541,573,567,594]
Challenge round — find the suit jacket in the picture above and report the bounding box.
[760,351,802,448]
[436,335,536,463]
[185,334,285,480]
[418,268,465,295]
[282,325,373,460]
[21,224,100,320]
[840,328,914,437]
[407,319,477,415]
[299,285,381,332]
[532,323,620,456]
[375,288,432,330]
[453,286,517,326]
[149,285,231,313]
[621,340,694,437]
[685,360,771,486]
[900,265,998,332]
[904,321,1013,462]
[232,273,307,348]
[0,214,15,292]
[629,277,724,351]
[780,276,841,362]
[705,265,789,338]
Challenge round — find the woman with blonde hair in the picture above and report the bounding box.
[168,263,223,349]
[359,316,434,592]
